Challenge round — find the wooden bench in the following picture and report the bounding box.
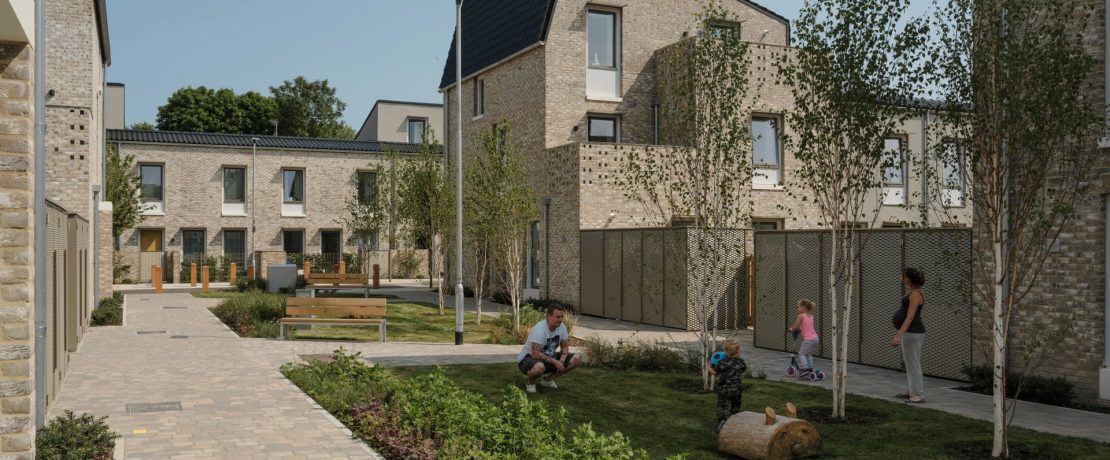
[280,297,387,342]
[305,273,371,297]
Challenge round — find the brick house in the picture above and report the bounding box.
[108,129,432,283]
[355,99,444,144]
[439,0,971,305]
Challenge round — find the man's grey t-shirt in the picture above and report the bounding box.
[517,320,568,361]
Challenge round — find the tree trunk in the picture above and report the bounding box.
[829,226,842,418]
[992,238,1009,459]
[717,409,823,460]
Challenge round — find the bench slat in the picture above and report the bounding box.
[280,318,384,325]
[287,297,386,307]
[286,306,386,317]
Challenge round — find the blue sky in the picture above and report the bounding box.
[106,0,931,129]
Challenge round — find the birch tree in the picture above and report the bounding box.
[778,0,930,418]
[337,152,393,274]
[485,123,539,330]
[618,1,755,391]
[929,1,1100,456]
[461,129,505,325]
[397,133,454,315]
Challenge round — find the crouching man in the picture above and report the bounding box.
[517,304,581,393]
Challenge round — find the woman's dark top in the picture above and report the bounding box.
[892,290,926,333]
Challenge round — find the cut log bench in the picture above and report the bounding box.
[718,403,822,459]
[305,273,371,297]
[280,297,387,342]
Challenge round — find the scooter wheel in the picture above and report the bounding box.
[817,371,826,380]
[786,367,796,377]
[808,373,819,381]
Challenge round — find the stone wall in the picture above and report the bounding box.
[0,40,36,459]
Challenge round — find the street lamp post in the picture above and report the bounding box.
[454,0,465,345]
[251,137,259,277]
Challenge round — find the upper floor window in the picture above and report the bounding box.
[588,11,617,69]
[707,22,739,39]
[751,117,781,188]
[882,137,906,205]
[474,79,485,117]
[942,142,965,207]
[751,219,783,231]
[139,164,163,203]
[588,116,619,143]
[223,167,245,203]
[407,118,427,144]
[283,169,304,204]
[357,171,377,205]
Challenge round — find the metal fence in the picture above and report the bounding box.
[579,228,748,331]
[752,229,973,380]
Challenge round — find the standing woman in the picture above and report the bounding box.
[892,267,926,403]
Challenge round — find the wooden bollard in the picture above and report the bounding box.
[372,264,380,289]
[152,265,163,293]
[229,263,237,284]
[718,405,822,460]
[339,260,346,274]
[303,261,311,276]
[201,266,210,293]
[190,263,197,287]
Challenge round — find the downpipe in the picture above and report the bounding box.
[34,0,48,429]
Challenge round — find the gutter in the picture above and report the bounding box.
[34,0,47,429]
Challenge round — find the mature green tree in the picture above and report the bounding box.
[930,1,1100,456]
[105,144,144,244]
[270,77,355,139]
[154,86,276,134]
[618,1,754,391]
[127,121,155,131]
[778,0,930,418]
[396,133,453,314]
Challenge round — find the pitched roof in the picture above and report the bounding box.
[438,0,556,89]
[106,129,431,154]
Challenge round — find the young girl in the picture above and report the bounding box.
[708,339,747,432]
[788,299,819,377]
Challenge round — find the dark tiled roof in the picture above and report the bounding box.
[106,129,430,154]
[438,0,556,89]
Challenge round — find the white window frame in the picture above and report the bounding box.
[882,137,907,206]
[751,218,783,231]
[222,166,247,216]
[751,116,782,189]
[586,7,622,100]
[407,118,427,144]
[139,163,165,215]
[281,168,306,217]
[941,141,966,208]
[707,21,740,40]
[587,115,620,143]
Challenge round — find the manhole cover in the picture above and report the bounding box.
[136,330,166,335]
[162,306,187,310]
[125,402,182,413]
[139,298,149,301]
[170,335,188,339]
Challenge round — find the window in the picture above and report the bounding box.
[407,118,427,144]
[473,79,485,116]
[139,164,164,214]
[586,9,621,99]
[752,117,781,187]
[282,169,304,203]
[751,219,782,231]
[223,167,245,203]
[588,116,619,143]
[707,22,738,39]
[357,171,377,205]
[356,230,379,251]
[942,142,965,207]
[882,222,907,228]
[182,229,206,257]
[283,229,304,255]
[882,137,906,205]
[528,221,540,289]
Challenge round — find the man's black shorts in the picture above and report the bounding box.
[518,352,576,375]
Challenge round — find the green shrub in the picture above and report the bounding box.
[283,350,647,459]
[961,364,1077,407]
[36,410,119,460]
[343,252,364,274]
[234,277,268,293]
[581,337,700,373]
[526,297,578,314]
[91,295,123,326]
[395,249,421,278]
[490,308,547,345]
[491,290,511,305]
[111,253,131,284]
[209,292,285,337]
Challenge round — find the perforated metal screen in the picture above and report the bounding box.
[753,229,972,381]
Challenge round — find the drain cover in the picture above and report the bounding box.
[139,298,150,301]
[170,335,188,339]
[125,402,182,413]
[136,330,166,335]
[162,306,187,310]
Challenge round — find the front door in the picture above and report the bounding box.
[138,229,165,282]
[321,230,341,271]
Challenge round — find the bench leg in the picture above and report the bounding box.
[279,323,285,340]
[379,321,386,343]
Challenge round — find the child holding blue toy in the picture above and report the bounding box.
[708,338,747,432]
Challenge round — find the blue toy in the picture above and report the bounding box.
[786,330,826,381]
[710,351,727,367]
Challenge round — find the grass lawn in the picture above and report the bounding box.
[390,364,1110,459]
[291,301,498,344]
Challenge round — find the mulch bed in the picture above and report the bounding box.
[943,441,1070,460]
[796,406,888,425]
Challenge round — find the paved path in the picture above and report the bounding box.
[51,291,522,459]
[573,320,1110,444]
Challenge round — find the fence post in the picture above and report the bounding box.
[339,260,346,274]
[230,263,237,284]
[153,266,162,293]
[373,264,380,289]
[304,261,311,277]
[190,263,197,287]
[202,266,210,293]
